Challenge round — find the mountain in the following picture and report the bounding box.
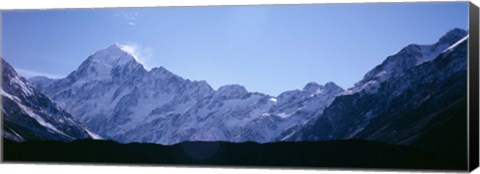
[27,28,468,147]
[1,59,97,142]
[284,28,468,147]
[29,44,343,145]
[121,81,343,144]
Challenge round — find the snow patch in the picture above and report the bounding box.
[17,102,73,139]
[276,112,291,119]
[443,35,468,53]
[261,113,271,117]
[10,76,34,96]
[280,130,297,141]
[86,130,103,140]
[416,44,450,65]
[1,89,21,102]
[269,97,277,103]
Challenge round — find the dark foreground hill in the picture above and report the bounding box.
[3,138,465,171]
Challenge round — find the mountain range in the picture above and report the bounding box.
[2,28,468,149]
[26,44,345,145]
[286,28,468,146]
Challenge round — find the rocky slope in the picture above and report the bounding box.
[29,44,343,144]
[27,28,468,146]
[284,28,468,145]
[2,59,96,142]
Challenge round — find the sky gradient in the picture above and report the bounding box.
[1,2,469,96]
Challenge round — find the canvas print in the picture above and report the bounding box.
[1,2,476,171]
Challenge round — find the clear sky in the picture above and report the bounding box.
[1,2,469,96]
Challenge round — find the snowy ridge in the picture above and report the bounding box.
[2,58,95,142]
[284,28,469,144]
[28,44,344,144]
[25,28,468,145]
[341,28,468,96]
[443,35,469,53]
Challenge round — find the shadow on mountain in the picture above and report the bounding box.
[3,138,464,171]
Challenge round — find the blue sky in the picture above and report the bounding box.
[1,2,469,96]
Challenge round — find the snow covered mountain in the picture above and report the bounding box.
[27,28,468,146]
[342,28,468,96]
[1,59,96,142]
[29,44,343,145]
[284,28,469,144]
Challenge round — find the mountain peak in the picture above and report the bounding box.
[89,44,137,64]
[107,43,122,49]
[2,58,93,142]
[106,43,136,56]
[217,84,248,98]
[2,58,19,78]
[148,66,181,81]
[303,82,322,93]
[438,28,468,45]
[302,82,343,94]
[69,44,146,81]
[2,58,35,97]
[150,66,169,73]
[345,28,468,96]
[324,81,343,91]
[392,28,467,59]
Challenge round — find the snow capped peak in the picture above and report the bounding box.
[397,44,422,57]
[89,44,139,65]
[114,44,140,60]
[386,29,468,66]
[150,66,170,74]
[193,80,213,89]
[190,80,215,94]
[218,84,247,92]
[107,43,122,50]
[2,58,93,142]
[2,59,35,97]
[324,82,344,92]
[413,28,467,65]
[344,28,469,96]
[2,58,20,78]
[412,28,468,65]
[303,82,322,93]
[216,84,248,98]
[82,43,148,71]
[147,66,186,83]
[394,29,465,66]
[68,44,148,82]
[438,28,468,46]
[105,43,133,55]
[302,81,343,95]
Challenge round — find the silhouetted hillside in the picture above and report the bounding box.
[3,139,465,170]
